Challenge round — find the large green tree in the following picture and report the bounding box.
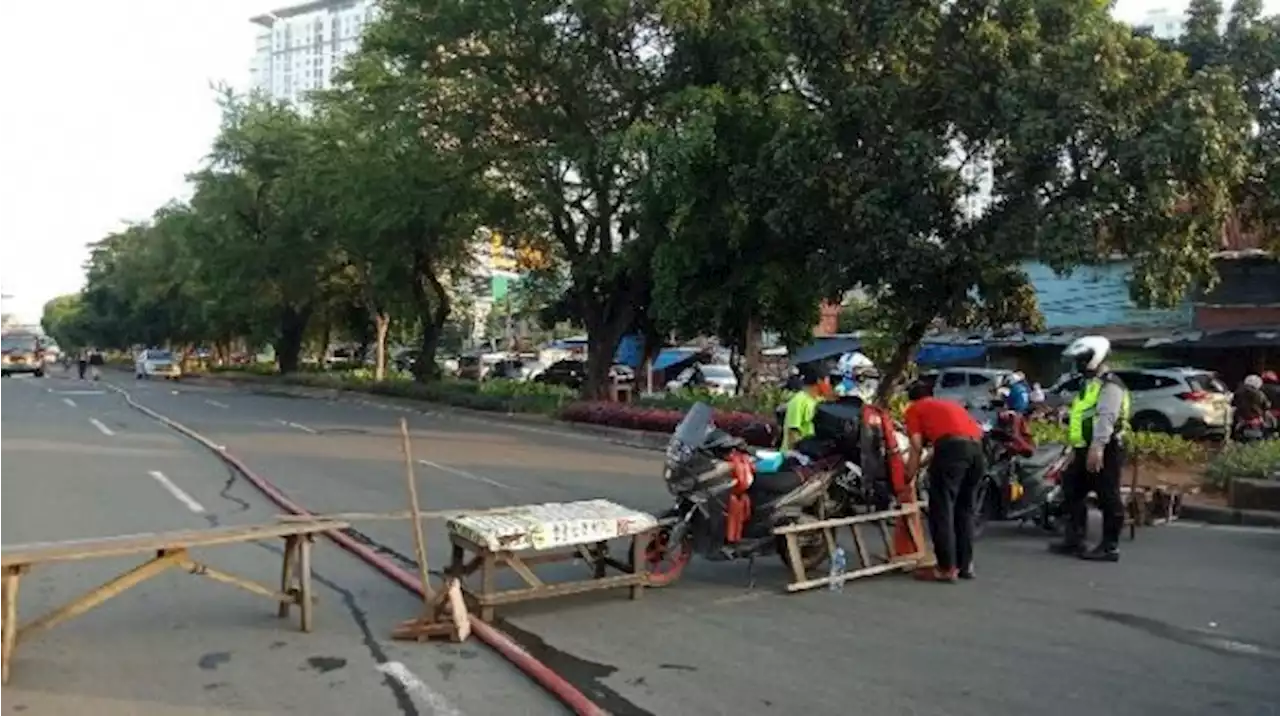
[362,0,674,398]
[641,0,825,394]
[768,0,1250,401]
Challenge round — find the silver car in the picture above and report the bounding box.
[928,367,1014,408]
[1047,367,1231,438]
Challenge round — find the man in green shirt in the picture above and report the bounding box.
[782,368,826,451]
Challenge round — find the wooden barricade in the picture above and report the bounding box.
[774,504,932,592]
[444,500,658,620]
[0,520,346,684]
[1123,461,1185,539]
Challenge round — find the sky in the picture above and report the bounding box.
[0,0,1274,325]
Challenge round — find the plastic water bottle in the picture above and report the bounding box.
[828,547,847,592]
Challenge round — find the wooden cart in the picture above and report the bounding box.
[444,499,659,620]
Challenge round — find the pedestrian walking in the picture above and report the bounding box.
[903,380,986,582]
[1050,335,1130,562]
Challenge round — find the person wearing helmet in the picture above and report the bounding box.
[1051,335,1130,562]
[1262,371,1280,410]
[1232,374,1271,436]
[903,378,986,582]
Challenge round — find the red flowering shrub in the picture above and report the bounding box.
[559,401,777,447]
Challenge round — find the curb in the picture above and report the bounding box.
[102,381,607,716]
[1179,502,1280,528]
[184,373,675,453]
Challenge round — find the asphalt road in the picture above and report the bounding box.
[6,370,1280,716]
[0,373,564,716]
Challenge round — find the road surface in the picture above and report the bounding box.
[4,370,1280,716]
[0,374,564,716]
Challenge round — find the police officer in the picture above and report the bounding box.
[1050,335,1130,562]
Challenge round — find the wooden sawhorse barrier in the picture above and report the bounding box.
[444,499,658,620]
[0,519,346,684]
[774,504,932,592]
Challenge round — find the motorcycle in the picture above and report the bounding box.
[1232,413,1277,444]
[641,402,841,587]
[974,414,1070,536]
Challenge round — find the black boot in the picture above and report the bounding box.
[1079,544,1119,562]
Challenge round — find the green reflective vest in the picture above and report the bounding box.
[1068,374,1131,448]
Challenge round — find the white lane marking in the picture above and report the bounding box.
[418,459,515,491]
[205,399,229,409]
[147,470,206,514]
[274,418,318,434]
[62,397,77,407]
[55,390,106,396]
[89,418,116,436]
[376,661,464,716]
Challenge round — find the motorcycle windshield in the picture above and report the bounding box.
[666,402,715,468]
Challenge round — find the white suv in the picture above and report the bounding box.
[926,367,1014,408]
[1047,367,1231,439]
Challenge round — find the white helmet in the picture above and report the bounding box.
[1244,374,1263,390]
[1063,335,1111,374]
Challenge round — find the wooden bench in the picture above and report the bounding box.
[773,504,932,592]
[0,519,347,684]
[444,500,658,620]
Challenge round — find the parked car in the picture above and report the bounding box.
[535,359,635,391]
[487,357,544,382]
[1046,367,1231,438]
[927,367,1013,408]
[135,349,182,380]
[666,363,738,396]
[1,332,45,378]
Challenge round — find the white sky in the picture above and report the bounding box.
[0,0,1274,323]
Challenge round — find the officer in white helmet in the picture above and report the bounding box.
[1050,335,1130,562]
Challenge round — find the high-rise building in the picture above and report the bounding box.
[249,0,377,106]
[1136,6,1188,39]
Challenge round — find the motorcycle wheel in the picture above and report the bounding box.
[636,521,693,588]
[776,514,831,573]
[972,481,999,539]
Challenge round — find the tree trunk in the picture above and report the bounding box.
[873,320,930,407]
[319,321,331,368]
[738,313,762,396]
[409,250,452,383]
[582,315,629,401]
[373,312,390,381]
[275,304,312,375]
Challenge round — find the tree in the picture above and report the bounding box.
[312,49,498,382]
[769,0,1250,403]
[641,0,825,394]
[41,294,92,350]
[362,0,673,398]
[190,91,340,373]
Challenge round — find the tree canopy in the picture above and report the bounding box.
[48,0,1269,399]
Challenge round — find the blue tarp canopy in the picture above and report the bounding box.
[790,337,862,366]
[915,343,987,366]
[651,348,702,372]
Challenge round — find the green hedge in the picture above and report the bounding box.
[1203,441,1280,492]
[1027,420,1207,467]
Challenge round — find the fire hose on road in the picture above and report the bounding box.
[103,382,607,716]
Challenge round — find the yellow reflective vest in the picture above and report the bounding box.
[1068,374,1131,449]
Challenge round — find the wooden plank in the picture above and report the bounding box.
[2,521,349,568]
[299,538,314,633]
[786,560,912,592]
[2,567,21,684]
[470,573,646,607]
[18,551,186,639]
[178,558,294,604]
[276,505,526,524]
[772,505,920,535]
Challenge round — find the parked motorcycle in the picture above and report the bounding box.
[641,402,843,587]
[1232,412,1278,444]
[973,415,1070,536]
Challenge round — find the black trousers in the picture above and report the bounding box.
[77,360,87,379]
[926,437,985,572]
[1062,441,1126,548]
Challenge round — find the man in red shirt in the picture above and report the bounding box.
[903,380,986,582]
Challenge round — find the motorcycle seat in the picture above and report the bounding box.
[1020,444,1065,469]
[749,470,803,499]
